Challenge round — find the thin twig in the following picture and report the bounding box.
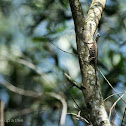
[52,72,82,111]
[114,107,121,122]
[109,91,126,120]
[104,92,124,101]
[114,107,126,126]
[99,69,126,104]
[44,35,78,57]
[1,79,42,98]
[64,73,82,90]
[1,100,5,126]
[121,107,126,126]
[67,112,90,124]
[5,56,58,90]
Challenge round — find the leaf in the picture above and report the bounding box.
[32,37,47,42]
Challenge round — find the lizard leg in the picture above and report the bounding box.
[88,57,96,62]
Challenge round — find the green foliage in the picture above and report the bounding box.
[0,0,126,126]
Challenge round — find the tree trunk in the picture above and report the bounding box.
[69,0,112,125]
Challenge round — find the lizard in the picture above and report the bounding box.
[88,33,100,85]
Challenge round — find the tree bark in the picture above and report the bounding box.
[69,0,112,125]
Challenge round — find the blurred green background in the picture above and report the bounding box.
[0,0,126,125]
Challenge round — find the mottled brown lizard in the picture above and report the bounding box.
[88,34,100,85]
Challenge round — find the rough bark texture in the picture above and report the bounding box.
[69,0,112,125]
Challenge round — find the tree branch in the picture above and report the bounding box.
[67,111,90,125]
[1,79,42,98]
[64,73,82,90]
[69,0,111,125]
[1,100,5,126]
[1,78,67,126]
[47,92,67,126]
